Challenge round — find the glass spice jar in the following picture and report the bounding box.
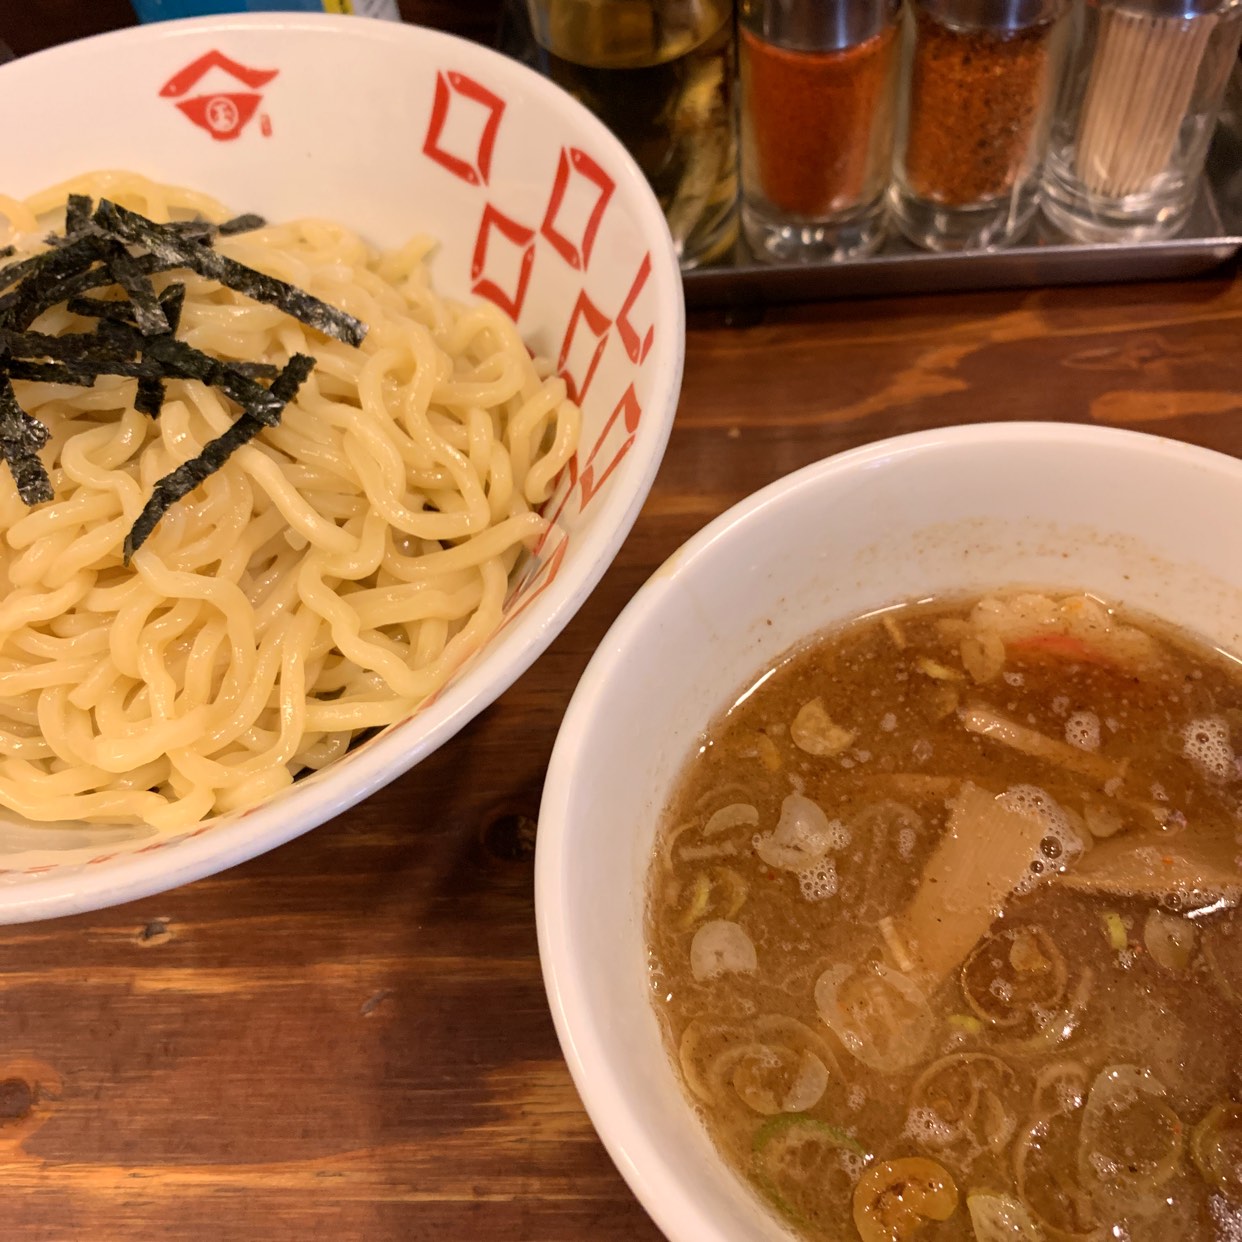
[738,0,902,262]
[890,0,1069,251]
[1041,0,1242,242]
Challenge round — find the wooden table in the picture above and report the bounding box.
[6,9,1242,1241]
[0,270,1239,1238]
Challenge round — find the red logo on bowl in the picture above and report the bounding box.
[160,51,279,142]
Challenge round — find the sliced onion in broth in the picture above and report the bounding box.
[1031,1060,1090,1118]
[690,919,757,982]
[962,926,1068,1030]
[731,1044,830,1115]
[1014,1114,1103,1241]
[1191,1103,1242,1200]
[752,1013,843,1080]
[816,960,932,1072]
[908,1052,1022,1164]
[791,698,855,756]
[1143,909,1197,974]
[966,1192,1046,1242]
[678,1018,746,1103]
[755,793,836,872]
[704,802,759,837]
[1205,913,1242,1004]
[1077,1065,1184,1214]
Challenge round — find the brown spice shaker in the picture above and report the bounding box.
[891,0,1069,251]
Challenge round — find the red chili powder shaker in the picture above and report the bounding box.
[739,0,902,262]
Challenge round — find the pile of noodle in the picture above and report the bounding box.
[0,173,580,829]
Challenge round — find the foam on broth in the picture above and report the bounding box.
[645,591,1242,1241]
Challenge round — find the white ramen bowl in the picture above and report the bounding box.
[0,15,683,921]
[536,422,1242,1242]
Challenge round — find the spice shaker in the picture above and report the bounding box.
[890,0,1069,251]
[1041,0,1242,241]
[738,0,902,261]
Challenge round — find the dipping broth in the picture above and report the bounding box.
[646,591,1242,1241]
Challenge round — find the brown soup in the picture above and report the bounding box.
[645,591,1242,1241]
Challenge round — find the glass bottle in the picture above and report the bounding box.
[525,0,739,269]
[738,0,902,262]
[1041,0,1242,242]
[890,0,1069,251]
[131,0,400,18]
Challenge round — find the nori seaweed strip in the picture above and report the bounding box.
[3,360,93,384]
[0,374,52,505]
[0,251,51,296]
[4,347,186,385]
[66,294,141,322]
[64,194,92,236]
[135,284,185,417]
[1,234,110,330]
[95,317,145,357]
[1,217,99,294]
[158,283,185,330]
[0,253,182,320]
[2,292,293,396]
[4,357,154,383]
[94,200,366,346]
[102,240,169,336]
[166,220,216,244]
[67,281,183,327]
[0,324,140,361]
[0,333,273,390]
[228,361,281,380]
[124,352,315,560]
[43,196,96,248]
[143,336,289,424]
[166,213,264,240]
[217,213,266,236]
[2,358,155,384]
[134,378,164,417]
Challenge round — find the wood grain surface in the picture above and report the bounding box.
[4,8,1242,1241]
[0,273,1238,1239]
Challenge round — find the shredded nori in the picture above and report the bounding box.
[2,233,110,330]
[228,361,281,380]
[93,200,365,346]
[164,213,265,243]
[101,239,170,337]
[217,213,267,236]
[0,373,52,504]
[0,254,45,295]
[0,252,182,321]
[124,352,315,561]
[64,194,92,237]
[66,294,141,322]
[0,194,367,554]
[134,284,185,417]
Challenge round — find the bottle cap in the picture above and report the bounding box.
[916,0,1065,32]
[742,0,901,51]
[1107,0,1240,18]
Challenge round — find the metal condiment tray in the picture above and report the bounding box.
[494,7,1240,308]
[683,71,1242,308]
